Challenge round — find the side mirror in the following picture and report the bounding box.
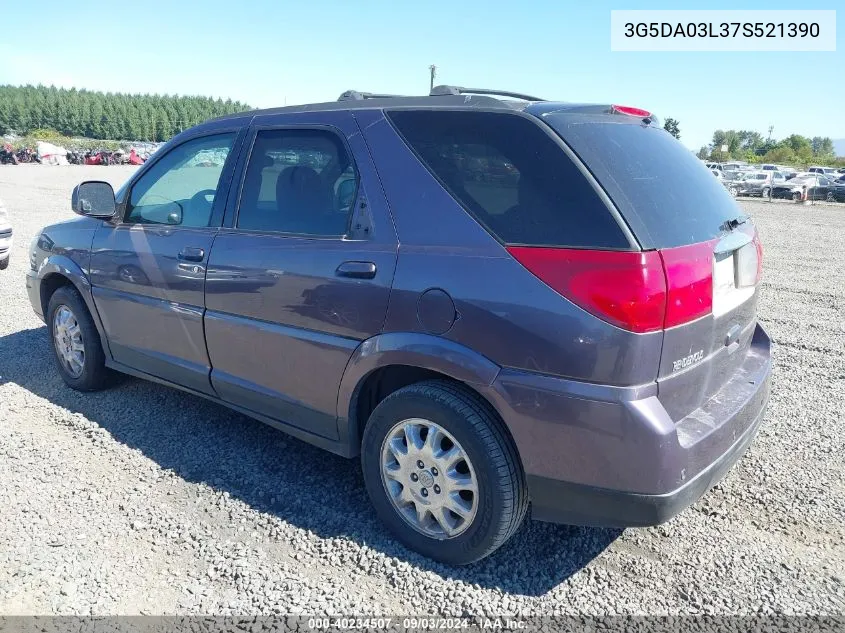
[337,179,356,211]
[166,206,183,225]
[71,181,116,218]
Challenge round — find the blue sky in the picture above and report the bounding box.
[0,1,841,150]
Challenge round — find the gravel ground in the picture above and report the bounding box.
[0,166,843,616]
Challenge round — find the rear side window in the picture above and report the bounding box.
[236,129,356,236]
[545,115,746,249]
[386,110,630,249]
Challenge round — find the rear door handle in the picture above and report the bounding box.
[178,247,205,262]
[336,261,377,279]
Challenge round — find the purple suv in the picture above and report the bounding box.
[26,87,771,565]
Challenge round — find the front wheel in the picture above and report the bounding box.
[361,380,527,565]
[761,187,770,198]
[792,191,802,202]
[826,191,835,202]
[728,186,738,197]
[47,285,113,391]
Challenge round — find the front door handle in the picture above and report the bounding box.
[336,261,377,279]
[178,247,205,262]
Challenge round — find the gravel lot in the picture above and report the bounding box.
[0,166,843,616]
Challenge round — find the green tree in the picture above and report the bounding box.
[663,117,680,139]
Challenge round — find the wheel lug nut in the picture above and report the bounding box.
[417,460,424,469]
[421,488,428,497]
[434,485,441,494]
[410,473,418,482]
[431,467,438,476]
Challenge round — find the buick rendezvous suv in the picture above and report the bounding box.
[26,86,771,565]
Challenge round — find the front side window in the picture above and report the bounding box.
[236,129,356,236]
[126,133,236,227]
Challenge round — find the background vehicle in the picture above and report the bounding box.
[808,166,837,176]
[736,171,785,197]
[0,199,11,270]
[26,88,771,565]
[772,175,836,201]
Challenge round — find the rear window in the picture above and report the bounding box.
[386,110,630,249]
[544,115,745,249]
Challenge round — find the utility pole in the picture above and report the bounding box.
[429,65,437,92]
[767,125,774,141]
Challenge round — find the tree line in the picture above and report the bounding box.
[696,129,839,166]
[0,85,251,142]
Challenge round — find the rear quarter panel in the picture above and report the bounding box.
[355,109,663,387]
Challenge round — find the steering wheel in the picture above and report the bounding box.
[188,189,217,225]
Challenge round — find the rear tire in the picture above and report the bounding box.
[0,256,8,270]
[361,380,527,565]
[47,285,113,391]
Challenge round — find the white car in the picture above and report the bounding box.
[0,199,11,270]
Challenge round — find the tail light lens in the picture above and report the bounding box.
[506,247,667,333]
[659,240,717,328]
[508,238,740,332]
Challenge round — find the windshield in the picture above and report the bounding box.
[543,115,746,249]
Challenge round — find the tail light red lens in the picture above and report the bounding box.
[659,240,717,328]
[508,238,737,333]
[506,247,667,333]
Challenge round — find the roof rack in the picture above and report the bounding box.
[429,85,545,101]
[337,90,408,101]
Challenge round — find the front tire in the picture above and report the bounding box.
[361,380,527,565]
[47,285,112,391]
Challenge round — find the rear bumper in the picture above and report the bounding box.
[527,391,766,526]
[482,323,771,527]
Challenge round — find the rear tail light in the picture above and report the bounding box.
[506,247,667,333]
[659,241,716,328]
[508,236,754,332]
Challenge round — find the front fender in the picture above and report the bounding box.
[336,332,501,450]
[37,254,111,359]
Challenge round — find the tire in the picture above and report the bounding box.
[826,192,835,203]
[792,191,802,202]
[0,256,8,270]
[361,380,527,565]
[761,187,770,198]
[728,186,738,197]
[47,285,113,391]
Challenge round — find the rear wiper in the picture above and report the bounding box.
[720,216,748,232]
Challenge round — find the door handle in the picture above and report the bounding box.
[178,247,205,262]
[336,261,377,279]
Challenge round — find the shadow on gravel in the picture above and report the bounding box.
[0,326,619,596]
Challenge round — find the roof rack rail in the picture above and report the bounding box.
[337,90,408,101]
[429,85,545,101]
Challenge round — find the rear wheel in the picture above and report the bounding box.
[761,187,770,198]
[826,191,835,203]
[47,286,113,391]
[792,191,802,202]
[361,380,527,565]
[728,186,738,197]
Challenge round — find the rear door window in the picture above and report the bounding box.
[544,115,746,249]
[236,129,357,236]
[386,110,630,249]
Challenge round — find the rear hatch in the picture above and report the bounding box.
[541,110,763,421]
